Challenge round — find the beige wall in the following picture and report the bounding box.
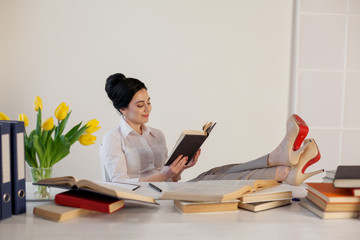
[293,0,360,180]
[0,0,293,181]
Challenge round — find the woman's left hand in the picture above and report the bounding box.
[183,149,201,169]
[171,149,201,182]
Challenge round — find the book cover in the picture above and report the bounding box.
[306,191,360,212]
[299,198,359,219]
[333,165,360,188]
[159,179,279,202]
[55,190,125,214]
[33,203,93,222]
[306,182,360,203]
[238,199,292,212]
[174,200,239,214]
[165,122,216,166]
[239,184,292,203]
[35,176,157,205]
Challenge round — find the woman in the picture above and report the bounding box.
[99,73,323,185]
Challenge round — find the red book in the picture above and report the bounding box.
[55,190,125,214]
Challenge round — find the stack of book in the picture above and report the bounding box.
[161,180,286,214]
[300,166,360,219]
[237,185,293,212]
[33,177,157,222]
[34,190,127,222]
[322,169,336,183]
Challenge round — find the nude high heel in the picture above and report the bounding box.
[269,114,309,166]
[285,139,324,186]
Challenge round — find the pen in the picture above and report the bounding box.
[149,183,162,192]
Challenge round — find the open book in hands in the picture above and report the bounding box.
[34,176,157,205]
[165,121,216,166]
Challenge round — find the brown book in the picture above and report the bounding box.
[165,122,216,166]
[174,200,239,214]
[159,179,280,202]
[333,165,360,188]
[306,182,360,203]
[33,203,94,222]
[306,191,360,212]
[239,185,292,203]
[238,199,292,212]
[35,176,157,205]
[300,198,359,219]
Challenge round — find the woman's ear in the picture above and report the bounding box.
[119,108,126,115]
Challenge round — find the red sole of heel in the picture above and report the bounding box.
[293,114,309,151]
[302,151,321,174]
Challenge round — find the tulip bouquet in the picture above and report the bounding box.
[0,96,100,198]
[22,96,100,168]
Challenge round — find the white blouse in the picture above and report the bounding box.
[99,117,168,183]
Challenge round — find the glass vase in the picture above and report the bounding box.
[30,167,53,199]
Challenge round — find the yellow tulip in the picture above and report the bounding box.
[78,133,96,146]
[18,113,29,127]
[55,102,69,120]
[34,96,43,111]
[85,119,101,134]
[0,112,10,120]
[42,117,54,131]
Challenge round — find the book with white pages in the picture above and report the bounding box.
[239,184,293,203]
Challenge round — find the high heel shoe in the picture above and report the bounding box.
[285,139,324,186]
[292,114,309,151]
[269,114,309,166]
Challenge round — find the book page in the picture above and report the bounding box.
[159,180,260,202]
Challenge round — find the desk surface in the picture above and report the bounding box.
[1,183,359,240]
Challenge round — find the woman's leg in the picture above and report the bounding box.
[189,166,290,181]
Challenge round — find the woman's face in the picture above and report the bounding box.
[120,88,152,126]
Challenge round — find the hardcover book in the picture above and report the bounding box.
[33,203,93,222]
[333,165,360,188]
[238,199,292,212]
[299,198,359,219]
[238,184,292,203]
[35,176,157,204]
[55,190,125,214]
[174,200,239,214]
[306,191,360,212]
[165,122,216,166]
[159,179,279,202]
[306,182,360,203]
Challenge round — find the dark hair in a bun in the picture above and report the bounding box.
[105,73,147,113]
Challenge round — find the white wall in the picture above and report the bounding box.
[0,0,293,182]
[292,0,360,181]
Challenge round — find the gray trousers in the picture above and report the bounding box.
[188,154,278,182]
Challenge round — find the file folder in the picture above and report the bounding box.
[0,123,12,220]
[1,121,26,214]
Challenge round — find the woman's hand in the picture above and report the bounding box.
[183,149,201,169]
[171,149,201,182]
[160,155,188,179]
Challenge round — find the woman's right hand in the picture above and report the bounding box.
[160,155,188,179]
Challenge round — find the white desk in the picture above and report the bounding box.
[1,183,359,240]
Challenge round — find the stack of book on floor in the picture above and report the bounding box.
[300,181,360,219]
[237,184,293,212]
[33,176,157,222]
[159,179,281,214]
